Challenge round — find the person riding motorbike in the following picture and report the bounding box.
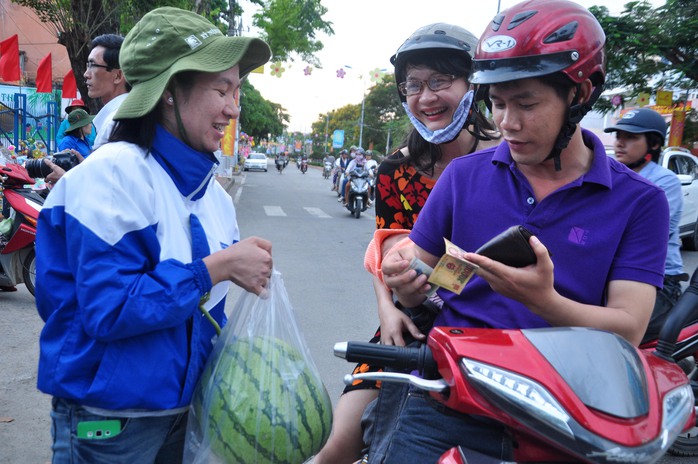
[604,108,687,343]
[364,151,378,203]
[342,148,371,206]
[333,149,350,193]
[372,1,669,462]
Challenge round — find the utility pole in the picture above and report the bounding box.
[359,94,365,148]
[324,112,330,153]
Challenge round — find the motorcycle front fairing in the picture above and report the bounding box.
[428,326,694,463]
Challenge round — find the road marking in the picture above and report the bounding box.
[233,176,245,204]
[304,207,331,218]
[264,206,287,216]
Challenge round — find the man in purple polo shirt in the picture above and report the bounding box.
[374,1,669,463]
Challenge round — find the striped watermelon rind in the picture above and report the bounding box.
[192,336,332,463]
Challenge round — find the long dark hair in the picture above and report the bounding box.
[393,49,499,172]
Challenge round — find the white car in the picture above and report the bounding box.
[243,153,268,172]
[659,147,698,250]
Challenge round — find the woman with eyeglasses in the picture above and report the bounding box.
[314,23,499,464]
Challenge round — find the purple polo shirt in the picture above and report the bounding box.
[410,129,669,330]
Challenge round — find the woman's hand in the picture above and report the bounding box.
[203,236,273,295]
[377,299,425,346]
[382,245,431,308]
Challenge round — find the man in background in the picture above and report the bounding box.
[85,34,130,149]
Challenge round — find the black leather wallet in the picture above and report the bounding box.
[475,225,538,268]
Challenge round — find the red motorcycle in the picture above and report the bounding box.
[336,273,698,463]
[0,162,44,295]
[300,158,309,174]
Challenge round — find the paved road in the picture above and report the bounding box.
[1,160,695,462]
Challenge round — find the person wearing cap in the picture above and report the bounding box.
[605,108,686,343]
[316,22,501,464]
[376,1,669,461]
[35,8,272,462]
[57,108,95,159]
[56,99,96,147]
[85,34,131,150]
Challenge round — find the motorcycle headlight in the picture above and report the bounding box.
[461,358,695,463]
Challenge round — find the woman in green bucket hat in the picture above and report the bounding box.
[57,108,95,159]
[35,7,273,463]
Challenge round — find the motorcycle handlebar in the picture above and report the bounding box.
[655,268,698,360]
[334,341,437,373]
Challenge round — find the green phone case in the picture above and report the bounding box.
[77,420,122,439]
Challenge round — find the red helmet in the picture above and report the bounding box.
[66,98,89,114]
[471,0,606,87]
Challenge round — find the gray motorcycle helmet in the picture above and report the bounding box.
[390,23,478,103]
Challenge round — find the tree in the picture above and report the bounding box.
[589,1,698,144]
[239,79,288,141]
[590,0,698,108]
[15,0,333,112]
[252,0,333,66]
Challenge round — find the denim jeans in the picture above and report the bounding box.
[365,386,513,464]
[642,277,683,344]
[50,397,188,464]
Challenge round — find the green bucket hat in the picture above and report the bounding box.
[114,7,271,120]
[66,109,95,132]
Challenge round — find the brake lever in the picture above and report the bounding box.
[344,372,448,393]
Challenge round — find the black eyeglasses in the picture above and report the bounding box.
[398,74,458,97]
[85,61,113,71]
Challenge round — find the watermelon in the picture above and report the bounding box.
[192,336,333,464]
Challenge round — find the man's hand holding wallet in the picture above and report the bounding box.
[415,225,546,295]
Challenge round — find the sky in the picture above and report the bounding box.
[243,0,663,133]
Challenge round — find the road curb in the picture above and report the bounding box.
[216,175,237,195]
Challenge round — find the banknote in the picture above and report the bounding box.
[408,257,438,296]
[427,239,479,295]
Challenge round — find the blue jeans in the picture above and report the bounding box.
[50,397,188,464]
[366,386,513,464]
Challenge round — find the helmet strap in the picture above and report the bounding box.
[624,153,652,170]
[545,83,603,171]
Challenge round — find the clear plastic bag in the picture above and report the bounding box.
[184,269,333,464]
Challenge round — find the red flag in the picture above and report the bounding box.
[36,53,52,93]
[0,35,20,82]
[62,69,77,99]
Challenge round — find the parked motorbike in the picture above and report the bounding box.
[275,157,285,174]
[323,161,332,179]
[300,158,309,174]
[345,168,370,218]
[336,271,698,463]
[0,162,44,296]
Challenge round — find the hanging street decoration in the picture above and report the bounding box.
[636,93,650,107]
[270,62,285,78]
[303,66,313,76]
[336,68,346,79]
[369,68,386,83]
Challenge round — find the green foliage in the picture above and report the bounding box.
[589,1,697,144]
[253,0,334,66]
[239,79,288,142]
[590,0,697,100]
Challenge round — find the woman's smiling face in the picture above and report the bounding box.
[164,66,241,153]
[404,65,468,132]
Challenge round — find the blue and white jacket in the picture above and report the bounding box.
[36,126,238,410]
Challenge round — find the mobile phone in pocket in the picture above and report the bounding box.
[77,420,122,439]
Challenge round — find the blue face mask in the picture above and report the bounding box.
[402,90,474,144]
